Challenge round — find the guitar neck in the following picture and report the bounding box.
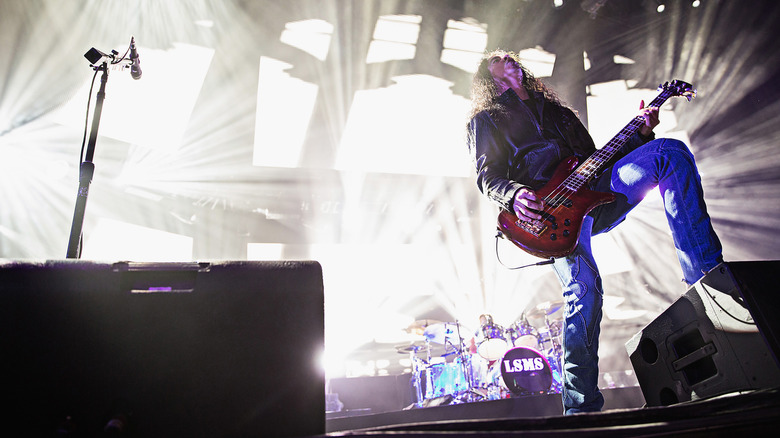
[564,91,674,189]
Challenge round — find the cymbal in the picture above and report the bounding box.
[406,319,442,336]
[423,322,472,344]
[395,341,447,358]
[395,340,430,354]
[526,300,564,319]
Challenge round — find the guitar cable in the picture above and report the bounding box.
[495,231,556,270]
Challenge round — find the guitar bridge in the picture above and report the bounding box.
[515,218,547,237]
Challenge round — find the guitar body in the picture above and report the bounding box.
[497,156,616,259]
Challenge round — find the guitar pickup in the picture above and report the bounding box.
[547,195,573,209]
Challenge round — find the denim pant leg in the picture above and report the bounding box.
[552,138,723,415]
[591,138,723,284]
[553,215,605,415]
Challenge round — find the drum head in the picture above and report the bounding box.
[477,338,508,361]
[476,322,507,360]
[499,347,553,395]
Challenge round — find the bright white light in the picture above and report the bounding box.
[584,51,591,71]
[372,15,421,43]
[123,187,164,202]
[253,57,318,168]
[442,19,487,51]
[48,42,215,151]
[318,350,327,374]
[336,74,471,176]
[603,295,648,320]
[0,136,69,181]
[313,243,440,350]
[441,49,485,73]
[344,360,378,378]
[692,0,700,7]
[366,15,421,63]
[280,19,334,61]
[81,217,193,261]
[554,0,564,8]
[322,347,351,379]
[295,241,485,377]
[613,55,636,64]
[372,313,418,344]
[441,19,488,73]
[367,41,417,63]
[586,80,683,147]
[247,242,284,260]
[657,4,666,13]
[517,46,556,78]
[592,234,634,275]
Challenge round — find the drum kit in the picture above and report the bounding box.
[397,302,565,406]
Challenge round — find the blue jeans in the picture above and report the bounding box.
[551,138,723,415]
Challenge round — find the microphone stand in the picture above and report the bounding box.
[65,62,110,258]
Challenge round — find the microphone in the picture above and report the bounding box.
[129,36,142,80]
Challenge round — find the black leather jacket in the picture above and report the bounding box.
[467,88,651,212]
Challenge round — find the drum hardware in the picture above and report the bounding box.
[406,319,443,337]
[396,339,435,407]
[443,320,483,403]
[423,320,481,397]
[422,321,469,346]
[404,319,488,405]
[535,303,564,360]
[475,314,509,361]
[406,309,568,406]
[525,300,564,319]
[525,301,565,393]
[450,320,483,403]
[506,314,540,350]
[395,340,432,355]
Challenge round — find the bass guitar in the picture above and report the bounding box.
[497,80,696,259]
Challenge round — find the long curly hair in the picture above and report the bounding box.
[468,49,566,120]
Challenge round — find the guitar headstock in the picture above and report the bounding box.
[658,79,696,102]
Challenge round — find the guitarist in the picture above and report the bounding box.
[467,50,723,415]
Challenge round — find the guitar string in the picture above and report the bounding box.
[512,86,683,231]
[540,116,648,215]
[539,93,669,222]
[530,92,673,229]
[544,92,671,200]
[539,116,650,222]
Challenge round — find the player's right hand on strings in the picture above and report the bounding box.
[513,188,544,221]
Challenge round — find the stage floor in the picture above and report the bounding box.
[324,387,780,437]
[326,386,644,433]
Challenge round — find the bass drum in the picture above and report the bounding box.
[498,347,555,395]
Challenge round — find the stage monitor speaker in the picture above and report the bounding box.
[626,261,780,407]
[0,260,324,438]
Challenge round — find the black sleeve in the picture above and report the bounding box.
[467,113,526,212]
